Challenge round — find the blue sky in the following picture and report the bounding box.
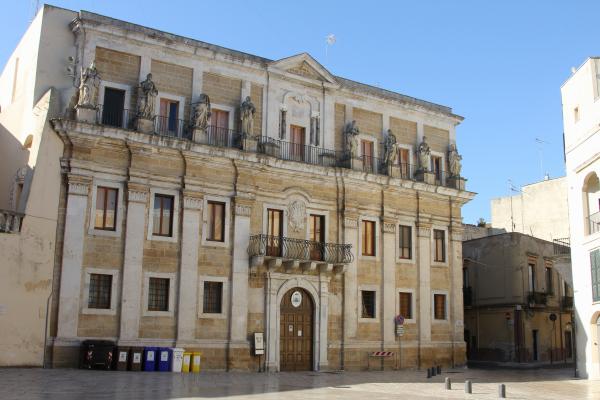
[2,1,597,224]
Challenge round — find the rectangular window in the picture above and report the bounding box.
[399,148,410,178]
[211,109,230,146]
[290,125,306,161]
[159,98,180,134]
[431,155,442,182]
[153,194,174,237]
[148,277,170,312]
[101,87,125,127]
[203,281,223,314]
[528,263,536,292]
[207,201,225,242]
[362,220,376,256]
[361,140,374,172]
[88,273,112,309]
[399,225,412,259]
[266,208,283,257]
[309,214,325,261]
[94,186,118,231]
[545,266,553,295]
[591,249,600,302]
[434,229,445,262]
[361,290,376,319]
[434,294,446,320]
[399,292,412,319]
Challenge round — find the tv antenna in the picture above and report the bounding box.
[508,179,521,232]
[535,137,550,180]
[325,34,336,58]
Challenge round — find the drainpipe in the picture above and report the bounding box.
[42,290,53,368]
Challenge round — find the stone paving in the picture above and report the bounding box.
[1,367,599,399]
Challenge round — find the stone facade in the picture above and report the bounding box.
[0,6,474,370]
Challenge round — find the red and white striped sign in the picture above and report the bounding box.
[370,351,395,357]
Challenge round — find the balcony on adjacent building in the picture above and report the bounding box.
[553,237,570,255]
[463,286,473,307]
[561,296,574,309]
[527,291,548,306]
[0,210,24,233]
[589,211,600,235]
[247,234,353,274]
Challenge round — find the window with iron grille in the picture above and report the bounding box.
[203,281,223,314]
[399,292,412,319]
[361,290,376,318]
[94,186,118,231]
[148,277,170,312]
[153,194,174,237]
[592,249,600,302]
[434,229,445,262]
[399,225,412,259]
[434,294,446,320]
[207,201,225,242]
[88,273,112,309]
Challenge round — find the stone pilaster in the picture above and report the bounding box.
[119,184,148,343]
[318,275,329,370]
[56,176,91,339]
[417,223,432,345]
[382,221,396,344]
[449,225,465,343]
[343,215,358,340]
[176,192,203,345]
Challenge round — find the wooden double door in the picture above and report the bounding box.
[280,288,314,371]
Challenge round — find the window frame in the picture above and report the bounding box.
[397,288,416,323]
[432,227,448,265]
[398,224,413,260]
[202,195,231,247]
[94,186,119,232]
[147,188,180,243]
[154,92,185,122]
[82,268,119,315]
[358,284,379,323]
[359,216,379,259]
[89,180,124,238]
[210,104,235,132]
[198,275,229,319]
[143,272,176,317]
[432,290,449,322]
[206,200,226,242]
[97,81,132,129]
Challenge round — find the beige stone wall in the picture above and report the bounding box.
[250,84,263,136]
[334,103,345,151]
[151,59,193,121]
[95,47,140,110]
[353,108,383,142]
[390,117,417,147]
[202,72,242,129]
[423,125,449,154]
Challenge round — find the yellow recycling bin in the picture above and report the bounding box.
[181,352,192,373]
[191,351,202,373]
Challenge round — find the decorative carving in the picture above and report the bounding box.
[240,96,256,138]
[383,223,396,234]
[235,204,252,217]
[68,182,89,196]
[137,73,158,119]
[77,60,100,108]
[417,136,431,172]
[417,225,431,238]
[10,167,28,209]
[448,143,462,178]
[183,196,203,210]
[128,189,148,203]
[344,217,358,229]
[344,120,359,158]
[287,200,306,233]
[383,130,399,167]
[191,94,211,131]
[291,94,306,104]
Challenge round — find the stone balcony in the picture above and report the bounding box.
[247,234,352,275]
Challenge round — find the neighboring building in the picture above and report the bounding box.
[490,177,570,242]
[462,223,505,241]
[0,5,475,370]
[561,57,600,379]
[463,233,574,364]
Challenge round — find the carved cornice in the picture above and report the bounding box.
[344,217,358,230]
[235,204,252,217]
[416,224,432,238]
[183,195,203,211]
[127,184,148,204]
[382,223,396,234]
[67,175,91,196]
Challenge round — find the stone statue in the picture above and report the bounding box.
[448,143,462,177]
[78,60,101,108]
[417,136,431,172]
[192,94,211,131]
[345,120,360,158]
[138,73,158,119]
[383,130,399,166]
[240,96,256,137]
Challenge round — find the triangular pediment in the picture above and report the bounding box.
[269,53,338,86]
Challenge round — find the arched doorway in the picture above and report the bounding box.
[280,287,314,371]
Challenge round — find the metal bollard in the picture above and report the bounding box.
[437,365,441,375]
[431,366,437,376]
[445,377,451,390]
[427,368,431,378]
[498,383,506,398]
[465,380,472,394]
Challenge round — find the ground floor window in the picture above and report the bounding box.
[361,290,376,319]
[88,273,112,309]
[148,277,170,312]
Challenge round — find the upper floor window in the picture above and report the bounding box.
[159,99,180,134]
[309,214,325,261]
[545,266,554,295]
[88,273,112,309]
[101,87,126,127]
[266,208,283,257]
[431,156,442,182]
[433,229,445,262]
[362,220,376,256]
[591,249,600,302]
[95,186,118,231]
[528,263,536,292]
[398,148,410,178]
[399,225,412,259]
[361,140,374,172]
[153,194,174,237]
[583,172,600,236]
[207,201,225,242]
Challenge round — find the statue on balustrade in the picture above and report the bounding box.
[417,136,431,172]
[383,130,399,166]
[78,60,101,108]
[192,94,211,131]
[448,143,462,177]
[345,120,359,158]
[138,73,158,119]
[240,96,256,137]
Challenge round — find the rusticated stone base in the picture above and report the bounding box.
[75,105,97,124]
[136,117,154,134]
[447,176,466,190]
[244,137,258,152]
[415,170,435,185]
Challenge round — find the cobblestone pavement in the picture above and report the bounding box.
[1,367,599,399]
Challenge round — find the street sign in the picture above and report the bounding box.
[396,325,405,337]
[395,315,405,325]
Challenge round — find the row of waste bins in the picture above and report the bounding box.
[80,340,202,372]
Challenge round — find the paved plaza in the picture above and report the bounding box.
[1,367,599,400]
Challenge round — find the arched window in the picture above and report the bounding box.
[582,172,600,235]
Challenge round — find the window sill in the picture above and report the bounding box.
[431,262,448,267]
[358,317,379,324]
[82,307,117,316]
[149,234,178,243]
[88,228,121,238]
[201,240,229,248]
[396,258,416,265]
[198,312,227,319]
[143,310,174,317]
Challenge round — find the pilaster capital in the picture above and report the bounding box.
[67,175,91,196]
[234,204,252,217]
[382,222,396,234]
[416,223,432,238]
[343,216,358,230]
[183,192,203,211]
[127,184,148,204]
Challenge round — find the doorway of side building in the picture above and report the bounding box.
[532,330,539,361]
[280,287,314,371]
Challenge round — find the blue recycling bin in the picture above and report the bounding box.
[158,347,172,372]
[143,347,158,371]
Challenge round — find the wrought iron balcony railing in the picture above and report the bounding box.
[562,296,574,309]
[527,291,548,306]
[154,115,191,139]
[463,286,473,307]
[589,211,600,235]
[0,209,24,233]
[257,137,339,167]
[200,125,244,149]
[553,237,570,255]
[97,105,136,130]
[247,234,353,265]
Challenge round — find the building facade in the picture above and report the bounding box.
[561,57,600,379]
[0,5,474,370]
[463,233,573,364]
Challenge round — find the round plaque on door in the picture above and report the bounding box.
[291,291,302,307]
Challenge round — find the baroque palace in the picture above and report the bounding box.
[0,5,474,371]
